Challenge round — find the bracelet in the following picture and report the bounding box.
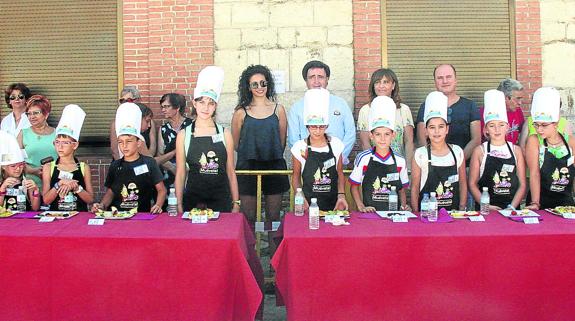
[32,190,40,198]
[337,192,345,195]
[530,201,540,207]
[0,190,6,196]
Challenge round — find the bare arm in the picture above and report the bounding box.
[525,135,541,209]
[399,187,408,209]
[231,109,244,152]
[110,121,120,160]
[150,181,166,213]
[518,121,530,155]
[468,145,483,204]
[147,120,157,156]
[403,125,415,170]
[277,104,288,149]
[457,156,468,210]
[359,131,371,151]
[91,189,115,212]
[224,129,240,213]
[334,154,349,210]
[463,120,481,160]
[174,131,187,214]
[511,145,527,209]
[410,157,422,211]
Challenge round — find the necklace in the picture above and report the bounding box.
[32,124,49,140]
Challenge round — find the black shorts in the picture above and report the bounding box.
[236,159,290,196]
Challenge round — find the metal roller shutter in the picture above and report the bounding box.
[0,0,119,142]
[384,0,515,115]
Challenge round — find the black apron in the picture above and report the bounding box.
[301,135,339,211]
[539,135,575,209]
[361,150,403,211]
[3,182,30,211]
[184,121,231,212]
[477,142,519,209]
[49,158,88,211]
[109,156,155,212]
[419,145,460,211]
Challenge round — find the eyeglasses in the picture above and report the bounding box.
[25,110,43,117]
[53,140,75,146]
[533,122,554,129]
[249,80,268,90]
[8,162,25,169]
[308,125,327,129]
[119,97,135,104]
[9,94,25,101]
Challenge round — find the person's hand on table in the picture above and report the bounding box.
[91,202,104,213]
[489,205,502,211]
[334,195,348,211]
[400,204,411,211]
[359,205,376,212]
[526,202,540,211]
[150,204,162,214]
[231,203,240,213]
[177,204,184,215]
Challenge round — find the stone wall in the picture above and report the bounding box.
[213,0,355,125]
[540,0,575,121]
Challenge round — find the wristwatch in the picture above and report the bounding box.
[53,182,60,190]
[74,185,84,194]
[232,200,241,206]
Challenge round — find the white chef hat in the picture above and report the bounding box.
[423,91,448,123]
[368,96,396,131]
[55,104,86,141]
[0,130,25,165]
[483,89,508,124]
[303,88,330,126]
[531,87,560,123]
[193,66,224,103]
[115,102,145,141]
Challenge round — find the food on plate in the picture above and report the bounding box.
[553,206,575,214]
[450,210,479,218]
[189,208,215,218]
[39,211,79,219]
[509,209,532,216]
[319,210,350,217]
[95,207,137,218]
[0,206,14,218]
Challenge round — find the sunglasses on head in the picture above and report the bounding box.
[9,94,25,101]
[119,97,135,104]
[249,80,268,90]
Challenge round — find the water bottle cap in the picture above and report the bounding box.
[311,198,317,203]
[482,187,488,192]
[170,188,175,193]
[424,193,429,197]
[296,188,302,192]
[391,186,396,191]
[430,192,436,197]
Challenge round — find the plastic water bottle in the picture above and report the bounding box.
[16,186,27,212]
[167,188,178,216]
[480,187,490,215]
[294,188,305,216]
[420,193,430,218]
[428,192,438,222]
[388,186,398,211]
[309,198,319,230]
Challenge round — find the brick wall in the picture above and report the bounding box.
[515,0,543,109]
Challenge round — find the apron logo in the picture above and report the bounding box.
[492,170,511,195]
[551,167,570,192]
[435,181,454,207]
[371,176,391,201]
[58,193,78,211]
[199,151,219,175]
[120,183,139,209]
[312,168,331,192]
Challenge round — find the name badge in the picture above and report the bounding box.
[392,216,408,223]
[469,215,485,222]
[386,173,400,181]
[39,216,56,223]
[133,164,149,176]
[323,158,336,170]
[88,218,105,225]
[191,215,208,224]
[563,213,575,219]
[448,175,459,184]
[58,171,73,180]
[6,188,18,197]
[501,164,515,173]
[212,134,224,144]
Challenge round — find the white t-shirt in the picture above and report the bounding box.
[291,137,345,169]
[0,112,30,137]
[414,144,465,191]
[349,148,409,187]
[479,142,517,177]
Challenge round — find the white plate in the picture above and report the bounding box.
[498,209,539,217]
[376,211,418,219]
[182,211,220,220]
[38,211,79,219]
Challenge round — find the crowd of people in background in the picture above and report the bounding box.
[1,61,573,225]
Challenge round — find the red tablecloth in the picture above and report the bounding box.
[271,211,575,321]
[0,212,263,321]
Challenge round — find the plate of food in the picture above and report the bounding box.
[94,207,137,219]
[376,211,417,219]
[450,210,480,219]
[319,210,350,219]
[38,211,79,219]
[498,209,539,217]
[0,206,15,218]
[545,206,575,217]
[182,208,220,220]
